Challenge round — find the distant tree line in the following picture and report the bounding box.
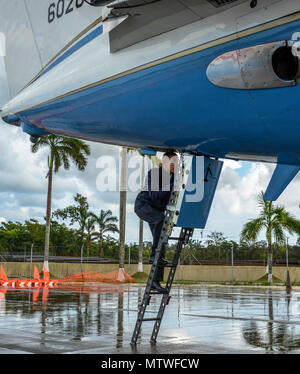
[167,231,300,265]
[0,218,153,261]
[2,216,300,264]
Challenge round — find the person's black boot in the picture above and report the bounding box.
[151,281,168,294]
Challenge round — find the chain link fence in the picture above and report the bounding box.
[1,241,300,266]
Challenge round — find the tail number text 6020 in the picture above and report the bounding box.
[48,0,85,23]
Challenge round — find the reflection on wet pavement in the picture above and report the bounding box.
[1,284,300,354]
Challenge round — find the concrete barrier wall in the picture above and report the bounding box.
[1,262,300,282]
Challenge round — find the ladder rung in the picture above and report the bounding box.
[149,263,167,268]
[168,237,184,241]
[150,291,169,295]
[149,262,172,267]
[142,318,161,322]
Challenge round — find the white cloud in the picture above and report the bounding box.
[223,159,243,170]
[217,163,274,216]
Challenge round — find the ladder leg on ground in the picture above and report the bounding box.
[150,227,193,343]
[130,208,176,345]
[130,225,193,345]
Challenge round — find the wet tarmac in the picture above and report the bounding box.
[0,284,300,354]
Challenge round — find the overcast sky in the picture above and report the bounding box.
[1,57,300,246]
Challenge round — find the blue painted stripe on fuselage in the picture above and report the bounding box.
[40,25,103,79]
[19,19,300,160]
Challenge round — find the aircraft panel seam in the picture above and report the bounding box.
[12,10,300,116]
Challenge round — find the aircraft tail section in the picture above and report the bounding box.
[0,0,42,100]
[0,0,101,100]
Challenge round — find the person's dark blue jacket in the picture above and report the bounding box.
[135,166,174,212]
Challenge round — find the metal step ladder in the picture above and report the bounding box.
[130,154,194,345]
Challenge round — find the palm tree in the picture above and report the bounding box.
[241,191,300,284]
[84,217,96,257]
[31,135,90,271]
[90,209,119,257]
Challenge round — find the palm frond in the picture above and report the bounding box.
[271,221,285,244]
[31,136,50,153]
[31,135,91,174]
[279,210,300,236]
[241,217,265,243]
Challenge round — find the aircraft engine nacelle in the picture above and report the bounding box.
[206,40,300,90]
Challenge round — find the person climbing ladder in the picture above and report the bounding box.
[134,151,179,293]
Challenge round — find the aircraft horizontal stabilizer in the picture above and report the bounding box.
[264,153,300,201]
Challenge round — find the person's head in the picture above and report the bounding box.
[162,151,178,174]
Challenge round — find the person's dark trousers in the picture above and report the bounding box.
[134,203,166,282]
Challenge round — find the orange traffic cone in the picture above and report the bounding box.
[0,266,8,282]
[33,266,40,281]
[42,287,49,305]
[32,289,39,304]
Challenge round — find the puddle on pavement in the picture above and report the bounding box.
[1,285,300,353]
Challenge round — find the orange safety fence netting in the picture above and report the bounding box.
[57,269,134,284]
